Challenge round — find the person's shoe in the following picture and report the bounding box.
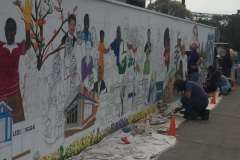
[201,109,210,120]
[227,88,232,93]
[180,111,185,114]
[183,115,199,120]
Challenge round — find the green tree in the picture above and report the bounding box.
[147,0,193,20]
[220,14,240,52]
[195,13,240,52]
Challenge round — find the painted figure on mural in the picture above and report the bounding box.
[147,71,156,104]
[81,14,93,47]
[70,58,78,92]
[205,33,214,65]
[192,25,199,44]
[91,26,98,48]
[163,28,170,72]
[175,60,184,80]
[82,41,94,81]
[76,24,83,45]
[92,66,107,95]
[43,54,65,146]
[143,29,151,75]
[98,30,110,80]
[110,26,127,74]
[61,14,77,95]
[0,0,32,124]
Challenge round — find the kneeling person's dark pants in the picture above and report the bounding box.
[181,97,208,118]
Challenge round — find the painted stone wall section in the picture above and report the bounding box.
[0,0,215,159]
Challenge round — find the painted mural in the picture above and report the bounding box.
[0,0,215,159]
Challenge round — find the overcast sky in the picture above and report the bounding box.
[146,0,240,15]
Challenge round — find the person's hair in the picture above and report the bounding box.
[173,79,187,92]
[5,18,17,30]
[68,14,76,24]
[164,28,169,48]
[207,65,216,73]
[100,30,104,37]
[214,70,222,79]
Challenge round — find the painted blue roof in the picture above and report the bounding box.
[65,93,99,112]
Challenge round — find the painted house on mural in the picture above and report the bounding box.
[64,84,99,130]
[0,0,215,159]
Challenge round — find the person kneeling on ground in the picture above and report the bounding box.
[214,70,231,96]
[173,79,210,120]
[203,65,218,93]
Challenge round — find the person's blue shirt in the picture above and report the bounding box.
[186,51,200,73]
[219,75,231,88]
[185,81,208,104]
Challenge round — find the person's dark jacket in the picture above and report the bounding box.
[204,72,218,93]
[222,50,232,69]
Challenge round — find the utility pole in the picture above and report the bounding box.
[182,0,185,7]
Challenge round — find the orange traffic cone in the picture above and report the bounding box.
[166,116,179,137]
[211,91,216,104]
[232,80,236,88]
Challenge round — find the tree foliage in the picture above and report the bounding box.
[195,13,240,52]
[147,0,193,20]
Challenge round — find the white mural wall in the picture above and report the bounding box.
[0,0,215,159]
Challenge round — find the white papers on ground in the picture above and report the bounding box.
[75,130,177,160]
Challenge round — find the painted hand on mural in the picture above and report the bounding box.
[22,0,32,24]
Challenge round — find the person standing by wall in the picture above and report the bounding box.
[178,39,204,82]
[218,44,232,77]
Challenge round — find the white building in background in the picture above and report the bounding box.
[116,0,146,8]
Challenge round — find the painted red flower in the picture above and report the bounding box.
[54,5,59,11]
[34,42,39,50]
[60,14,64,20]
[30,32,35,39]
[35,21,38,28]
[38,20,43,26]
[18,0,22,7]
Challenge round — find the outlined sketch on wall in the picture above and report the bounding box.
[95,84,121,125]
[120,70,137,116]
[42,54,65,147]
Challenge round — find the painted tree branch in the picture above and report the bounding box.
[13,0,77,70]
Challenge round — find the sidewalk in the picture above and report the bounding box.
[158,86,240,160]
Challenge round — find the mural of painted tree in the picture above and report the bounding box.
[13,0,77,70]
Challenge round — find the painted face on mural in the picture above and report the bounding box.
[5,21,16,45]
[84,14,89,33]
[100,32,104,42]
[98,67,102,81]
[53,56,61,73]
[117,26,121,40]
[147,30,151,41]
[68,19,76,36]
